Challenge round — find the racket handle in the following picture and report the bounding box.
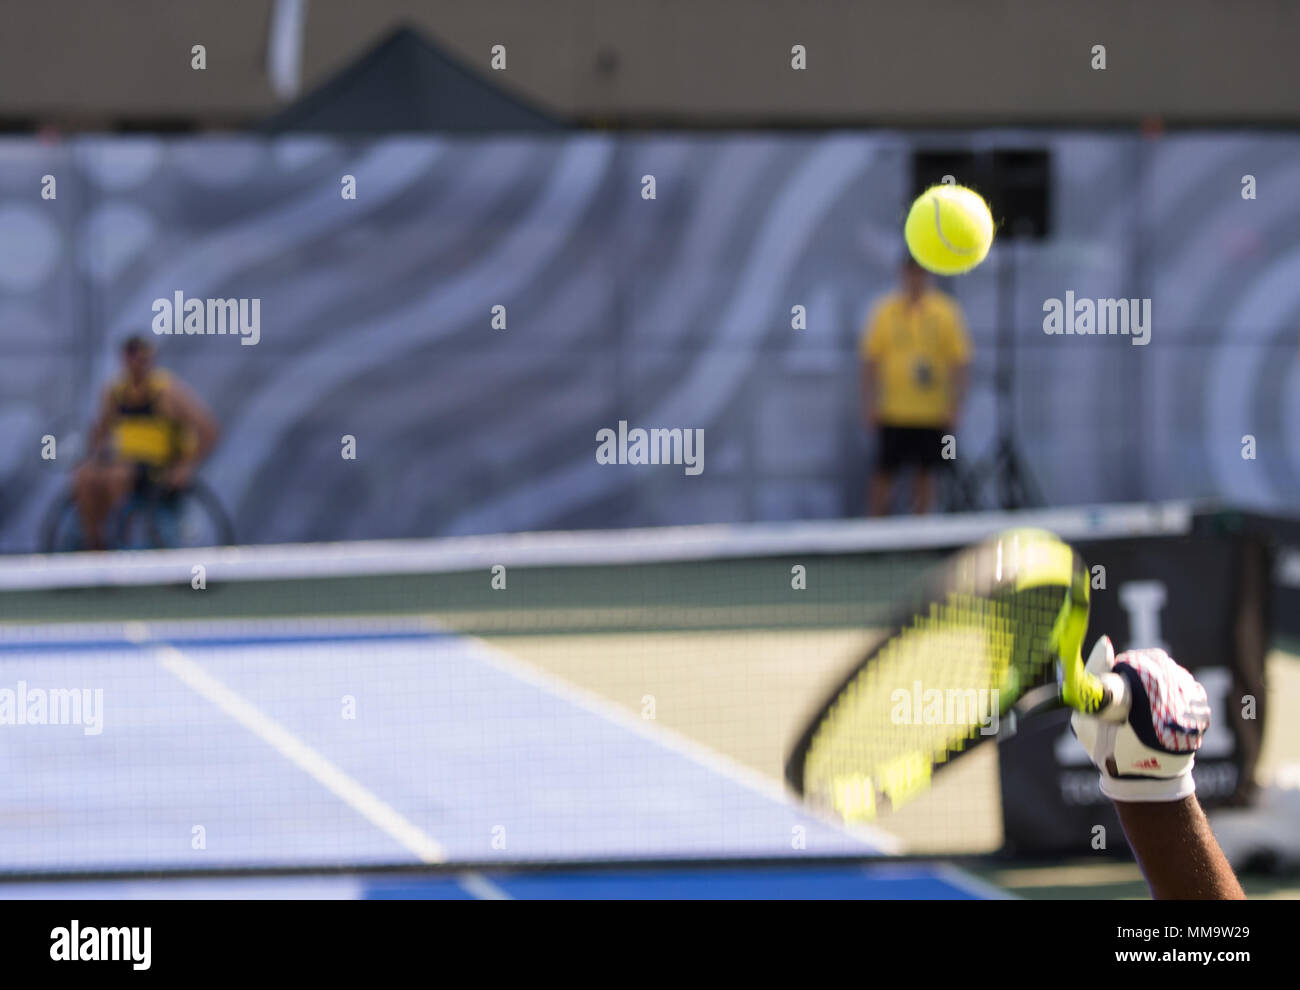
[1096,671,1131,723]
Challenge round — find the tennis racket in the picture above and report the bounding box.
[784,527,1131,823]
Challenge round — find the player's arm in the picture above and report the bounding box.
[1071,638,1244,900]
[85,386,116,461]
[1113,797,1245,900]
[946,364,968,429]
[859,308,884,428]
[860,359,878,428]
[162,379,220,481]
[943,304,972,428]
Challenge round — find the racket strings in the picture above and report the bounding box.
[802,584,1070,822]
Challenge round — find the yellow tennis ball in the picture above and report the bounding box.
[904,184,995,276]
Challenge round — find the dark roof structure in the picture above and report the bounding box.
[264,26,562,133]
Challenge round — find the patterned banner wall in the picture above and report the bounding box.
[1,132,1298,551]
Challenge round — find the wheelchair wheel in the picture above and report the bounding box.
[40,492,89,552]
[114,499,165,550]
[118,480,236,550]
[170,479,236,548]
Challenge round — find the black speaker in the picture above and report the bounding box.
[991,149,1051,239]
[910,148,1051,241]
[910,150,979,197]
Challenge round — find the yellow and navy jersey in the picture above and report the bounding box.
[859,289,972,428]
[108,370,190,466]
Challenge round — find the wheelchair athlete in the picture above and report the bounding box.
[75,336,219,550]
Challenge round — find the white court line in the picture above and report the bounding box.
[128,627,448,865]
[925,862,1018,901]
[456,873,512,900]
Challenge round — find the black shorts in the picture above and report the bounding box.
[877,426,947,472]
[124,461,168,493]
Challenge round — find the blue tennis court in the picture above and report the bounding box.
[0,616,1002,897]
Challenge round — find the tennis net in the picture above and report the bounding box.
[0,502,1192,876]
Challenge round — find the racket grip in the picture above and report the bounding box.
[1096,671,1131,723]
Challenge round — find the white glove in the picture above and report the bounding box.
[1070,636,1211,802]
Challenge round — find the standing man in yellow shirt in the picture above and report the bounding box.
[859,256,972,516]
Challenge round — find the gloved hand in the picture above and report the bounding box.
[1070,636,1211,802]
